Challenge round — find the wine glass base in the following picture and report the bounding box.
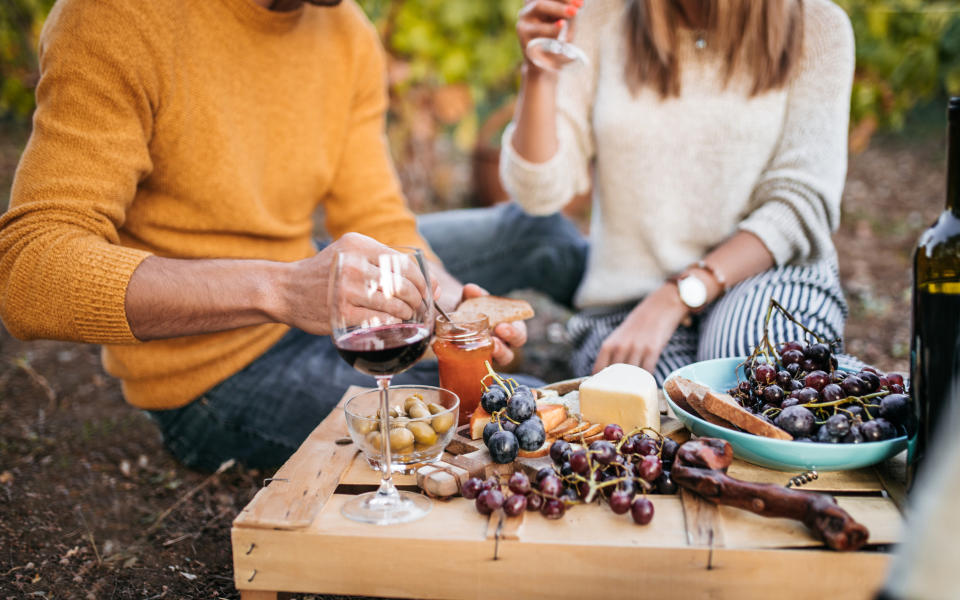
[526,38,589,72]
[340,490,432,525]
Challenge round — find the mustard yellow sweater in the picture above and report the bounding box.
[0,0,431,409]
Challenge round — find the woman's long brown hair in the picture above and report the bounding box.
[624,0,805,97]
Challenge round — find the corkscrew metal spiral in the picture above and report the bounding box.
[785,471,819,488]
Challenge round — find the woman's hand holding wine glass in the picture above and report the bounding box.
[518,0,587,72]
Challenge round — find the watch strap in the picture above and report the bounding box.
[695,260,728,295]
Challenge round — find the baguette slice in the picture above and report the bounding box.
[451,295,534,326]
[666,377,738,430]
[701,390,793,440]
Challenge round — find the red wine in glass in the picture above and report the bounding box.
[329,246,435,525]
[335,323,431,376]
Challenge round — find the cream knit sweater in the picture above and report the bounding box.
[500,0,854,309]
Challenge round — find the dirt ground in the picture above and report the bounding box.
[0,111,949,598]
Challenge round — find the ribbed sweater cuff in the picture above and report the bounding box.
[73,244,152,344]
[499,123,571,213]
[739,199,805,267]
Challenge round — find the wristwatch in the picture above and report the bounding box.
[669,261,728,312]
[673,272,709,311]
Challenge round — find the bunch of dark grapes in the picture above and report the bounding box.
[480,366,546,464]
[730,339,912,443]
[464,425,678,524]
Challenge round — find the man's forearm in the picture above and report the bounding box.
[125,256,292,341]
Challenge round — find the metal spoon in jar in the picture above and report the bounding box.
[433,300,465,333]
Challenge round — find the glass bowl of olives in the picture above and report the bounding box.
[344,385,460,474]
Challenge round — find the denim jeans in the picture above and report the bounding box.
[148,203,588,471]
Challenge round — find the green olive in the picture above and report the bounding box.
[391,416,410,428]
[389,427,415,451]
[431,412,455,434]
[403,394,426,413]
[389,406,404,419]
[407,421,438,446]
[408,404,431,419]
[427,402,445,415]
[353,418,377,435]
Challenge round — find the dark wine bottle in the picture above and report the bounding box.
[908,97,960,489]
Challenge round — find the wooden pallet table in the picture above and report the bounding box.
[231,386,903,599]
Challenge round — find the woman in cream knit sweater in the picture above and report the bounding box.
[500,0,855,380]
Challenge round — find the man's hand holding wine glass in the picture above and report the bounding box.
[281,232,524,368]
[278,233,434,336]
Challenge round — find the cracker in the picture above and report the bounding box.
[547,417,580,436]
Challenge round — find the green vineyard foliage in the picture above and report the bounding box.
[837,0,960,132]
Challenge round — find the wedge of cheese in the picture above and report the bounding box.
[579,364,659,432]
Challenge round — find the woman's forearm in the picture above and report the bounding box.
[691,231,776,303]
[510,65,561,162]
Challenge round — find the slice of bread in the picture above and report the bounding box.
[663,378,696,415]
[665,377,738,430]
[469,406,492,440]
[451,295,534,326]
[701,390,793,441]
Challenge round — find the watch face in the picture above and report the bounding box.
[677,275,708,309]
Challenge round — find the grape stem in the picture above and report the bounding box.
[481,361,518,394]
[491,408,521,426]
[737,298,840,391]
[801,390,887,410]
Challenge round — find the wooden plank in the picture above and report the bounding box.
[306,495,490,539]
[836,496,903,544]
[233,386,364,530]
[232,520,890,599]
[873,451,908,511]
[485,511,524,542]
[519,495,688,547]
[726,461,883,492]
[680,488,725,548]
[719,496,901,549]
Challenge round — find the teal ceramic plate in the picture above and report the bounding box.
[664,357,908,471]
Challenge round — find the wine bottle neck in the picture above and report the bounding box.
[949,106,960,216]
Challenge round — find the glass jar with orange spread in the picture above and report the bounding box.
[433,314,494,423]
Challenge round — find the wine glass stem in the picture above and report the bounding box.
[376,376,397,497]
[558,19,570,43]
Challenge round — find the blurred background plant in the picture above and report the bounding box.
[838,0,960,151]
[1,0,959,205]
[0,0,51,122]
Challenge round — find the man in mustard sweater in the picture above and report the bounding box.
[0,0,588,470]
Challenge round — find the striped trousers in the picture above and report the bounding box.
[568,261,849,384]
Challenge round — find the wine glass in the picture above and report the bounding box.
[526,17,588,72]
[330,246,434,524]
